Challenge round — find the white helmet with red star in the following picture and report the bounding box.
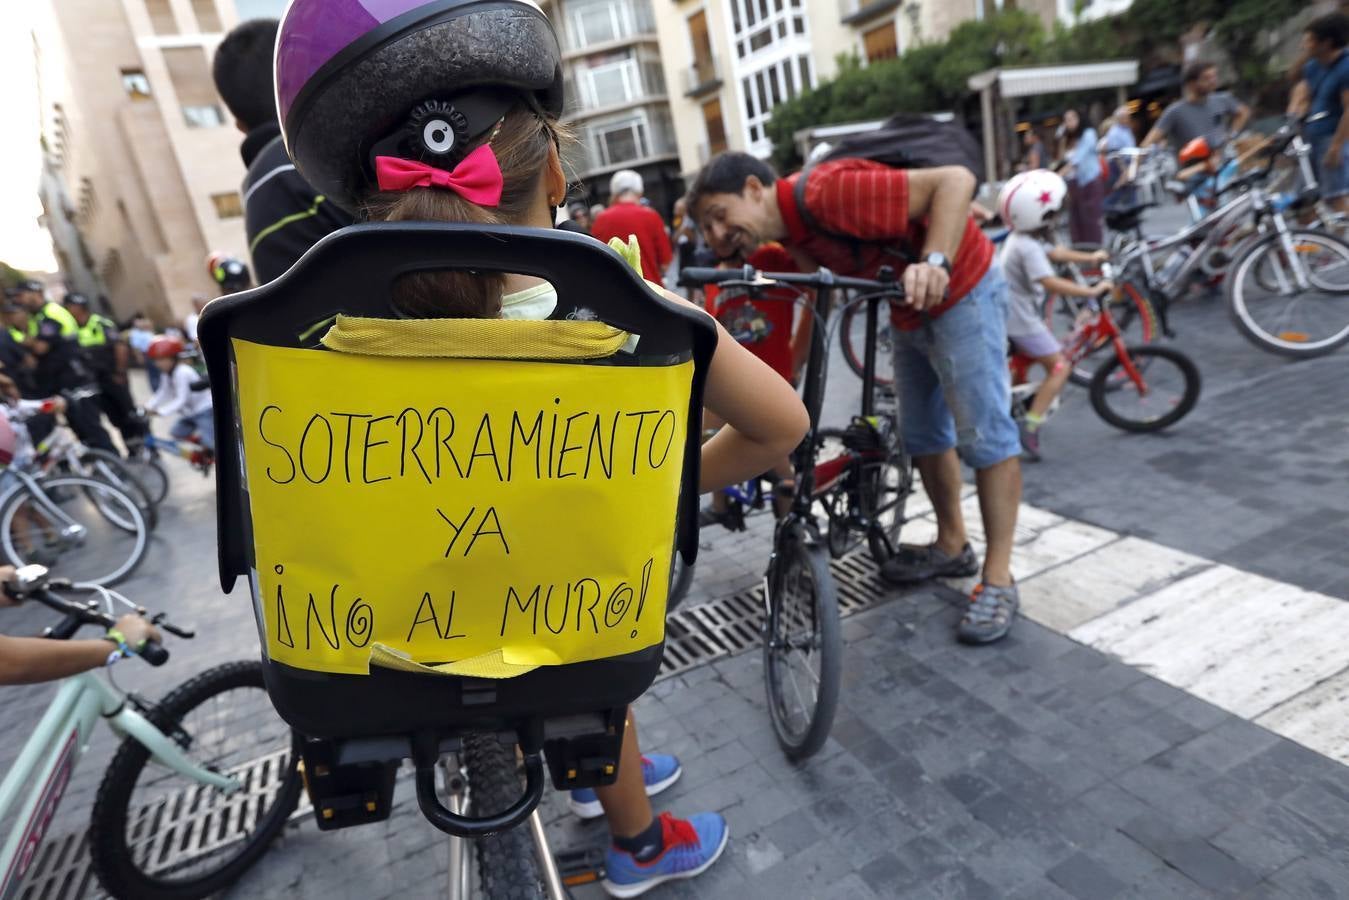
[997,169,1067,233]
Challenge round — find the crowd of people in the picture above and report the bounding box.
[5,5,1347,898]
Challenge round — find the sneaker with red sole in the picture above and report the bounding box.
[601,811,729,898]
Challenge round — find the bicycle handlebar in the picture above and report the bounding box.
[678,265,907,296]
[6,565,187,666]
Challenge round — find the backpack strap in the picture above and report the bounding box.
[790,160,915,269]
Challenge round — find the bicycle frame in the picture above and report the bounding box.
[0,671,239,900]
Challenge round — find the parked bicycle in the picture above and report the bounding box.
[0,565,302,900]
[681,264,920,759]
[1105,114,1349,357]
[6,394,158,530]
[0,403,149,586]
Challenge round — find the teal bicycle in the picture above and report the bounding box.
[0,566,301,900]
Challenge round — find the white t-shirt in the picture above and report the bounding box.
[146,362,212,419]
[999,232,1056,339]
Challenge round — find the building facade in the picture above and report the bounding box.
[653,0,1065,178]
[542,0,685,213]
[34,0,287,325]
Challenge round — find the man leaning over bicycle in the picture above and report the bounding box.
[0,566,160,685]
[689,152,1025,645]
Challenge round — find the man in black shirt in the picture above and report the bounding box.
[212,18,352,284]
[30,317,116,453]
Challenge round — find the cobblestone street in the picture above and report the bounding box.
[4,219,1349,898]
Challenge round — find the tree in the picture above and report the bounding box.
[765,5,1304,167]
[0,263,28,291]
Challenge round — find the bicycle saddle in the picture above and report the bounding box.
[1103,202,1154,233]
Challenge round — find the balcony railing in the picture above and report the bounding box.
[838,0,900,25]
[683,55,722,97]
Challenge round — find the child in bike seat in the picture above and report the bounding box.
[276,2,809,894]
[143,335,214,453]
[996,170,1113,462]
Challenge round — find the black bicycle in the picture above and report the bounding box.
[680,265,912,758]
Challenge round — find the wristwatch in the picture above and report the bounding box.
[924,252,951,275]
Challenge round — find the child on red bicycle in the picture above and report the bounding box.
[996,170,1113,460]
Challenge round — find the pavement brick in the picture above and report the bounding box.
[7,292,1349,900]
[1047,852,1130,900]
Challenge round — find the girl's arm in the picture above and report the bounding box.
[1039,275,1112,299]
[660,289,809,492]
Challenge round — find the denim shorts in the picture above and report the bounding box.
[891,265,1021,470]
[1310,135,1349,200]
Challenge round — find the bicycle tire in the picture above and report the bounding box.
[80,449,159,531]
[0,475,148,585]
[763,533,841,761]
[1226,229,1349,358]
[124,446,170,506]
[667,549,694,614]
[89,660,303,900]
[1088,345,1201,433]
[839,303,895,389]
[862,440,911,564]
[464,732,547,900]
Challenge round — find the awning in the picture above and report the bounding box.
[968,60,1139,98]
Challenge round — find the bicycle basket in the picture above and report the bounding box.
[197,224,715,742]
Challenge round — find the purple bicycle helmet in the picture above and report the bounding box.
[276,0,564,213]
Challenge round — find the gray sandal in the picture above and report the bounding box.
[958,582,1018,644]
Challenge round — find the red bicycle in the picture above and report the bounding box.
[1012,264,1201,433]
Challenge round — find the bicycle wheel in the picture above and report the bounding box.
[762,531,841,761]
[667,548,694,614]
[80,449,159,531]
[1043,283,1157,386]
[860,437,911,564]
[464,732,546,899]
[1227,229,1349,357]
[124,445,170,506]
[89,661,303,900]
[0,475,148,585]
[839,303,894,389]
[1088,345,1201,433]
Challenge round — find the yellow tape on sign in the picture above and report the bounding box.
[231,337,691,677]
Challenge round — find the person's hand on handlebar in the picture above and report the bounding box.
[903,262,950,311]
[1093,280,1116,297]
[110,613,161,652]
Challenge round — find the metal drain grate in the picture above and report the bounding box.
[22,546,890,899]
[658,542,890,678]
[19,747,302,900]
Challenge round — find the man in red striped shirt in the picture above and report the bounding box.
[688,153,1022,645]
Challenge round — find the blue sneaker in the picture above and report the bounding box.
[569,754,682,820]
[602,811,729,898]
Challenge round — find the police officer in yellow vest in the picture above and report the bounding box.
[11,279,77,341]
[65,293,142,445]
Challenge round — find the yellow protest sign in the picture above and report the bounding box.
[231,336,690,677]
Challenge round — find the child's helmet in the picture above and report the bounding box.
[146,336,186,359]
[997,169,1068,233]
[275,0,564,213]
